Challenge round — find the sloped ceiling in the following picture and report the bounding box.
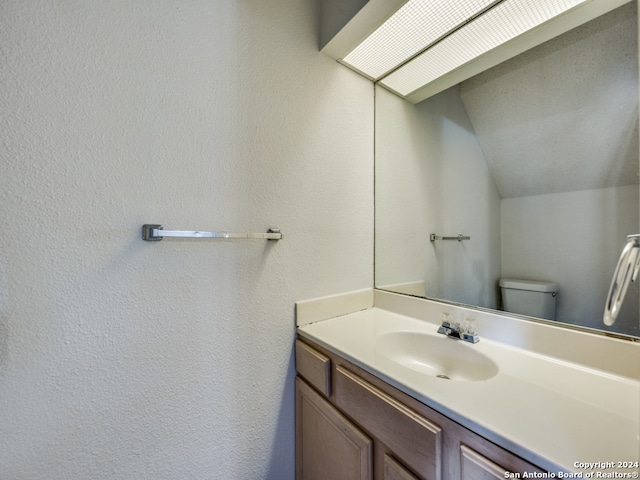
[458,2,638,199]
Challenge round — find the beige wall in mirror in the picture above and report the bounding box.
[375,1,640,338]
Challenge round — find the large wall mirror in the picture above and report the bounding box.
[375,1,640,338]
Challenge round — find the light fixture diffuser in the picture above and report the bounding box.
[379,0,590,96]
[333,0,628,102]
[342,0,499,80]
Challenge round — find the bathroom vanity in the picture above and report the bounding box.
[295,289,640,480]
[296,339,545,479]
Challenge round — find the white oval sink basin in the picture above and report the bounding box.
[375,332,499,382]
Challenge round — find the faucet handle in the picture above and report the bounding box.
[460,318,479,343]
[461,332,480,343]
[462,318,477,336]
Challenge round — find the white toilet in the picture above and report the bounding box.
[499,278,559,320]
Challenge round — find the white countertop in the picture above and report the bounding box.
[297,304,640,475]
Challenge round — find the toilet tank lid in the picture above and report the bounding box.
[499,278,559,293]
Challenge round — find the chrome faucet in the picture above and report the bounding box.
[437,317,479,344]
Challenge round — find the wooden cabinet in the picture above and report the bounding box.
[295,338,546,480]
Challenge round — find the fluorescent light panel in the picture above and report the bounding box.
[380,0,589,96]
[342,0,498,80]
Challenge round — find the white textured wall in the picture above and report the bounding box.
[375,85,501,308]
[501,186,640,337]
[0,1,373,479]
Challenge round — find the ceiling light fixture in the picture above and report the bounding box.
[342,0,500,80]
[333,0,630,102]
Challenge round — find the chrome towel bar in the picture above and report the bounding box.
[430,233,470,242]
[142,224,283,241]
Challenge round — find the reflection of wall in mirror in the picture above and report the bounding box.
[375,85,501,309]
[501,188,638,334]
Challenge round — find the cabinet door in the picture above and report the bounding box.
[296,377,373,480]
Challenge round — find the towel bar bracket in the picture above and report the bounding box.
[142,224,163,241]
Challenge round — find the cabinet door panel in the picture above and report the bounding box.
[460,445,507,480]
[458,434,547,479]
[296,377,373,480]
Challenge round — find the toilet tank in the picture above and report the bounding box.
[499,278,559,320]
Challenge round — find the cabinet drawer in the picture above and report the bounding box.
[295,340,331,397]
[335,366,442,480]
